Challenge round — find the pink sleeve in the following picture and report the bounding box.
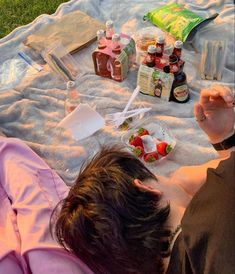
[0,137,93,274]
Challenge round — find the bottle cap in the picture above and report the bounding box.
[157,35,165,44]
[106,20,114,28]
[147,45,157,54]
[67,81,76,89]
[97,29,105,38]
[169,54,178,64]
[112,33,121,42]
[174,40,183,49]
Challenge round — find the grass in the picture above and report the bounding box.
[0,0,69,39]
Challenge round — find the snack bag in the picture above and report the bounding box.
[143,3,218,42]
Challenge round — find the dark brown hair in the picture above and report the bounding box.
[52,145,171,274]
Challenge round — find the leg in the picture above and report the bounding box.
[0,137,92,274]
[0,188,24,273]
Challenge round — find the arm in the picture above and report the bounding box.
[172,85,234,197]
[194,85,235,158]
[169,158,221,197]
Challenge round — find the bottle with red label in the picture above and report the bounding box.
[169,54,189,103]
[145,45,156,67]
[65,81,81,115]
[155,36,165,58]
[105,20,115,40]
[172,40,185,70]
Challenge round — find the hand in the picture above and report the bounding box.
[194,85,235,143]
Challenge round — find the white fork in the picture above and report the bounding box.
[105,107,152,126]
[114,86,140,128]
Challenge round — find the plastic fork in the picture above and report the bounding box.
[105,107,152,127]
[114,86,140,127]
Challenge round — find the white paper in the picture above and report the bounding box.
[57,103,105,141]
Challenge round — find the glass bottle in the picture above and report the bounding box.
[105,20,114,40]
[112,33,121,54]
[155,36,165,57]
[110,34,122,81]
[172,40,185,70]
[169,54,189,103]
[172,41,183,59]
[65,81,80,115]
[92,30,111,78]
[97,29,106,49]
[145,45,156,67]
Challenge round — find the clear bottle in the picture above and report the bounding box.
[145,45,157,67]
[112,33,121,54]
[65,81,80,115]
[169,54,189,103]
[155,36,165,57]
[93,29,111,78]
[105,20,114,40]
[110,33,122,82]
[97,29,107,49]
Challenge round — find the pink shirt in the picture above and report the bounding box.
[0,137,93,274]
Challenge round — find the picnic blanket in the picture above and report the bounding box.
[0,0,234,185]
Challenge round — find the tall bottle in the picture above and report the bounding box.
[169,54,189,103]
[65,81,81,115]
[155,36,165,58]
[145,45,156,67]
[172,40,185,70]
[112,33,121,54]
[97,29,107,49]
[93,29,111,78]
[105,20,115,40]
[110,33,122,81]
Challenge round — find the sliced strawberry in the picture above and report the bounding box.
[143,152,159,162]
[137,127,149,137]
[132,146,145,158]
[156,142,172,156]
[129,135,143,147]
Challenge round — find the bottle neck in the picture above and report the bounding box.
[68,88,79,99]
[106,28,114,40]
[173,48,182,59]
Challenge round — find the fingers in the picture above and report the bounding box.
[194,103,207,124]
[200,85,234,106]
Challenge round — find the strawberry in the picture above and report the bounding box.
[143,152,159,162]
[156,142,172,156]
[132,146,145,158]
[129,135,143,147]
[137,127,149,137]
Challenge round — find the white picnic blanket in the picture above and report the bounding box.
[0,0,234,185]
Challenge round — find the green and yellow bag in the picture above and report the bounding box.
[144,3,218,42]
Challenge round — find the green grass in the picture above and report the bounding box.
[0,0,69,39]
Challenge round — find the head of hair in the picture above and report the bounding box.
[52,144,171,274]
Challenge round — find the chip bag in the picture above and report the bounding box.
[143,3,218,42]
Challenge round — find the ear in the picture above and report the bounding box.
[133,179,162,196]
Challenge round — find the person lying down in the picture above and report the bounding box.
[0,85,234,274]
